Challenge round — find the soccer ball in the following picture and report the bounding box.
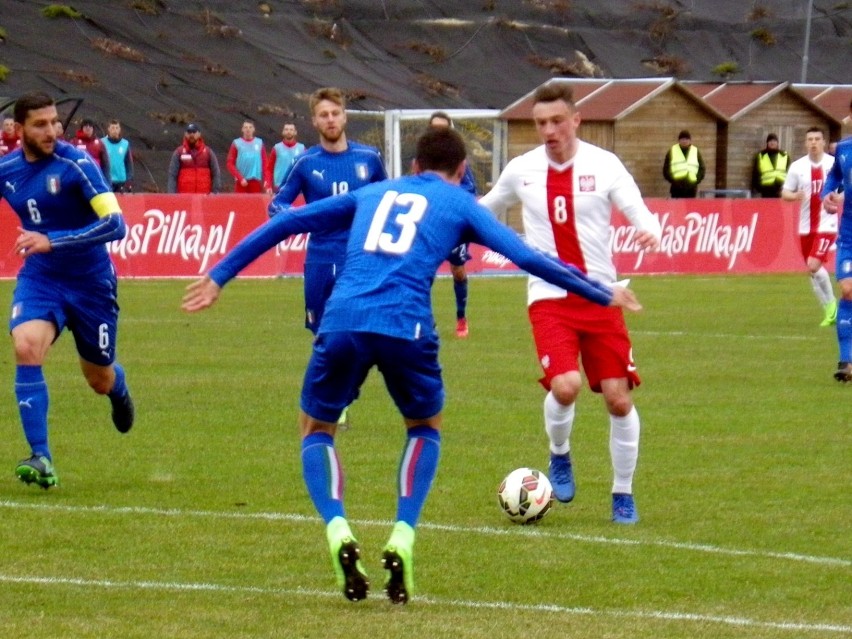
[497,467,553,524]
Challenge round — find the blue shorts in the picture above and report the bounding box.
[10,271,120,366]
[447,243,471,267]
[300,331,444,423]
[836,245,852,281]
[304,261,338,334]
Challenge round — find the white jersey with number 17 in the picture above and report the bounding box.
[480,141,661,305]
[783,153,837,236]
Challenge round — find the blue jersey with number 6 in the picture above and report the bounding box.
[0,139,122,279]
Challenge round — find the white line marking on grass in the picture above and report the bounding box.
[634,330,819,341]
[1,500,848,568]
[417,521,851,568]
[0,574,849,635]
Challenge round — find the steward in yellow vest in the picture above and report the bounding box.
[751,133,789,198]
[663,130,705,198]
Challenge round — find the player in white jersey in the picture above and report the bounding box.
[781,127,837,327]
[479,83,661,524]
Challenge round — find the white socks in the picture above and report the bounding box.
[610,406,640,494]
[811,267,835,307]
[546,392,641,494]
[544,391,574,455]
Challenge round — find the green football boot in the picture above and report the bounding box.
[16,455,58,489]
[820,300,838,327]
[382,521,415,604]
[326,516,369,601]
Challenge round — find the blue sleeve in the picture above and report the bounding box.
[268,163,306,216]
[821,155,843,197]
[467,205,613,306]
[75,151,113,201]
[210,193,358,286]
[372,155,388,182]
[48,213,126,250]
[461,165,477,195]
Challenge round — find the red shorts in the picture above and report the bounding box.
[528,296,640,393]
[800,233,836,264]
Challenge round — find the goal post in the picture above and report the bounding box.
[347,109,507,220]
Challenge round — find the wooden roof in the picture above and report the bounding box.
[499,78,848,126]
[676,81,840,124]
[681,81,785,119]
[499,77,725,122]
[792,84,852,123]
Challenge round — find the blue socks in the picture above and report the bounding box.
[15,365,50,460]
[301,425,442,528]
[396,425,441,528]
[109,362,129,399]
[453,279,468,320]
[301,432,345,524]
[837,299,852,362]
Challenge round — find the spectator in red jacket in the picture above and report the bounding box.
[0,114,21,157]
[226,119,269,193]
[74,118,111,176]
[167,123,222,194]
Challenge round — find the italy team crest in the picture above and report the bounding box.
[355,163,368,181]
[46,175,61,195]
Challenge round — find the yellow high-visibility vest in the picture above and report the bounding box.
[758,152,788,186]
[669,144,699,183]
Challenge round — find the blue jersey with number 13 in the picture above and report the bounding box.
[211,173,612,340]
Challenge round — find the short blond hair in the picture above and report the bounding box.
[309,87,346,114]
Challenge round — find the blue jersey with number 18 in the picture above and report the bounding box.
[269,141,386,264]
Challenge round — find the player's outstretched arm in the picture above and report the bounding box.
[182,276,221,312]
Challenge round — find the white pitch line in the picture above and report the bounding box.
[633,330,819,341]
[0,500,847,568]
[0,574,849,635]
[417,521,850,568]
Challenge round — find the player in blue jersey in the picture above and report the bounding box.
[821,98,852,382]
[428,111,478,338]
[268,87,387,336]
[182,127,642,604]
[0,92,135,489]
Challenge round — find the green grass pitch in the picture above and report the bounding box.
[0,275,848,638]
